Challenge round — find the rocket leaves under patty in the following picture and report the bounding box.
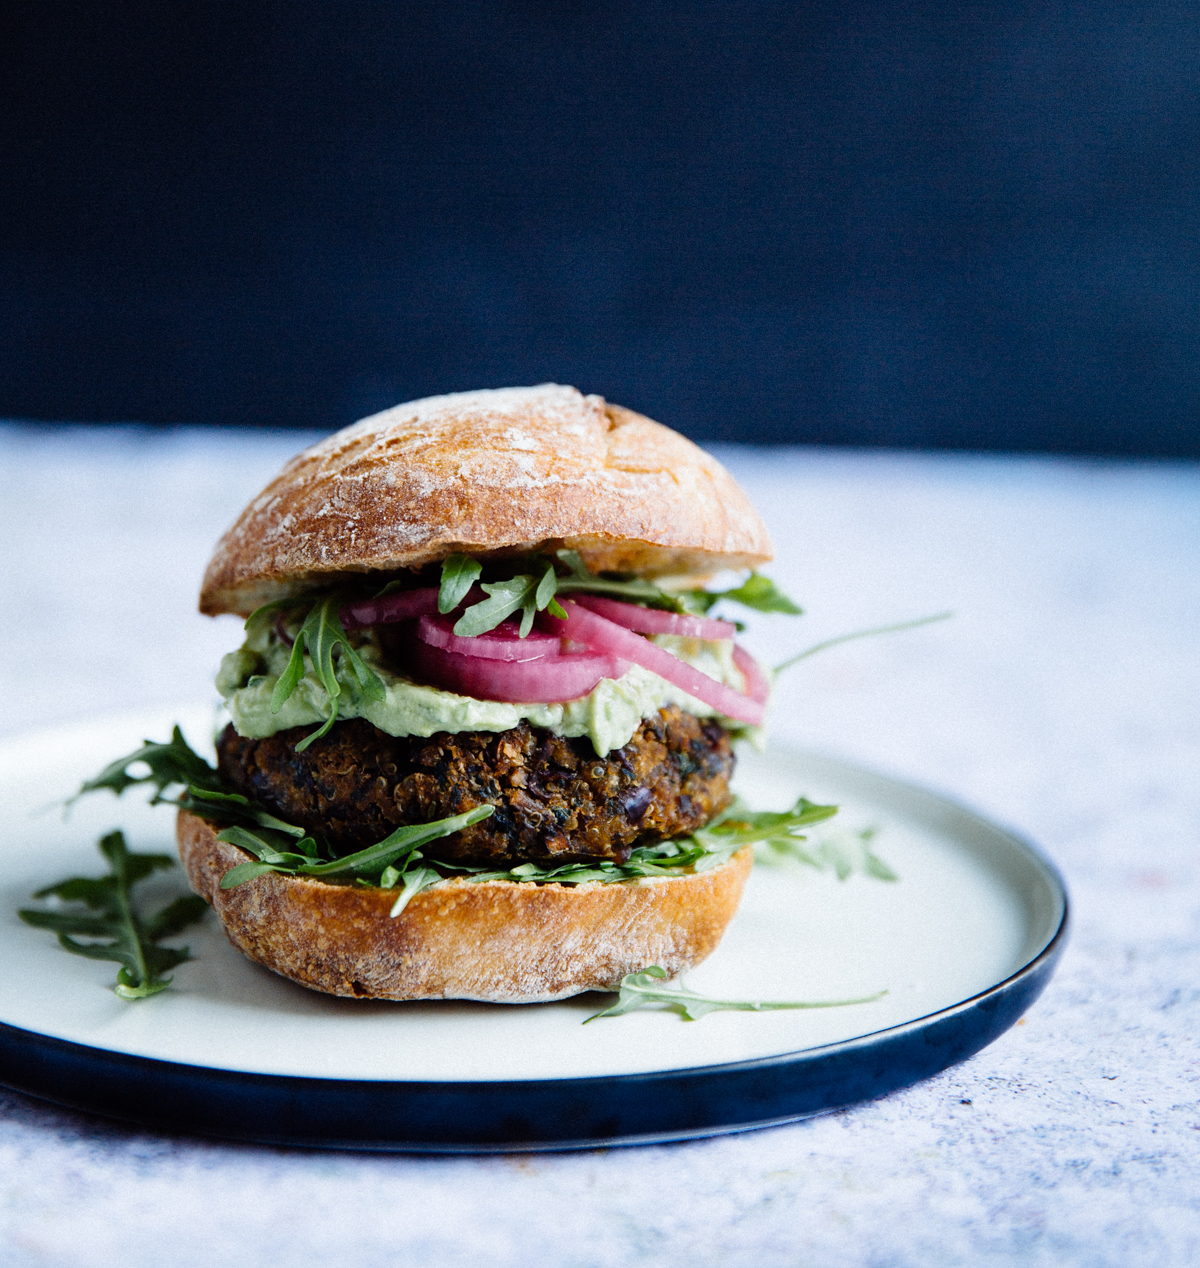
[45,726,898,1009]
[63,728,897,899]
[214,805,496,891]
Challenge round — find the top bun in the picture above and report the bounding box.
[200,384,773,616]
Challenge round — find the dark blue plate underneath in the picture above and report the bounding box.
[0,904,1066,1152]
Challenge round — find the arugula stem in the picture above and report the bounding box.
[584,966,888,1022]
[95,832,156,995]
[774,611,952,674]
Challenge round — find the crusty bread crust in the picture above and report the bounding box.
[177,810,753,1003]
[200,385,773,616]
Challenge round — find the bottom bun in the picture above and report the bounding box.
[177,810,753,1003]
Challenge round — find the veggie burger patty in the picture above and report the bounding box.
[216,705,735,867]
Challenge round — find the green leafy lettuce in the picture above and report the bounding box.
[585,965,885,1022]
[19,831,208,999]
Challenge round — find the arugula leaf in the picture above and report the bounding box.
[684,796,839,868]
[678,572,802,617]
[555,553,802,620]
[243,592,327,636]
[270,595,386,751]
[755,825,899,881]
[443,809,852,888]
[452,561,564,637]
[684,799,897,883]
[386,865,441,918]
[213,859,285,889]
[303,805,495,878]
[444,834,723,886]
[535,562,564,618]
[214,821,325,888]
[774,611,953,674]
[433,550,801,632]
[216,824,320,864]
[70,727,322,861]
[453,575,537,636]
[460,858,637,885]
[553,549,681,609]
[438,553,483,613]
[69,729,314,833]
[19,831,208,999]
[859,829,900,882]
[719,573,803,615]
[69,726,223,806]
[179,786,310,838]
[217,805,495,889]
[584,965,886,1022]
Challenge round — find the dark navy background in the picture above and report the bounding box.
[3,1,1199,453]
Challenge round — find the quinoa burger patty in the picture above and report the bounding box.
[216,705,735,867]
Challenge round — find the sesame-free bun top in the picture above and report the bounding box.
[200,384,773,616]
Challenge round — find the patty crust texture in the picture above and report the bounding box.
[216,706,734,866]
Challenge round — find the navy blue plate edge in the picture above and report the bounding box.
[0,879,1069,1153]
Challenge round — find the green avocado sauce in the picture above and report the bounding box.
[216,625,758,756]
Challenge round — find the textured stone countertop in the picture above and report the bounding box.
[0,425,1197,1266]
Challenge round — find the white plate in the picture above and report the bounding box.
[0,708,1067,1148]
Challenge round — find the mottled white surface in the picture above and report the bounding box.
[1,425,1198,1266]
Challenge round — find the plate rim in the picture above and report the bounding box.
[0,910,1067,1150]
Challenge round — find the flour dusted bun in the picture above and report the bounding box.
[200,384,773,616]
[177,810,753,1003]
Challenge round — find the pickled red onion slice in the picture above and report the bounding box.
[412,639,628,704]
[549,602,765,726]
[572,594,737,641]
[417,613,559,663]
[732,644,771,705]
[340,587,440,631]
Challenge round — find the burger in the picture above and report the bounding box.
[179,383,791,1003]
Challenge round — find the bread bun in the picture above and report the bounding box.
[177,810,753,1003]
[200,384,772,616]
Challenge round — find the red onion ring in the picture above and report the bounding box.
[549,602,765,726]
[412,639,628,704]
[275,611,295,647]
[572,594,736,641]
[340,587,440,631]
[732,644,771,705]
[417,613,560,663]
